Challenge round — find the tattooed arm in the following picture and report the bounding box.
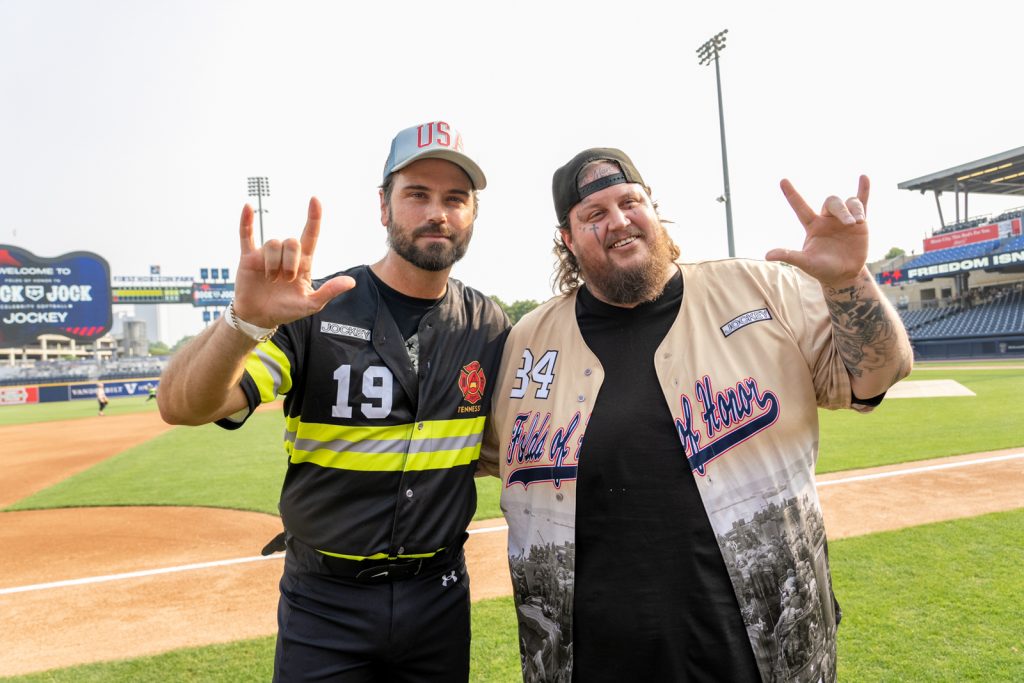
[767,175,913,397]
[821,267,912,398]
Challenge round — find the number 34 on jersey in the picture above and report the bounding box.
[509,349,558,400]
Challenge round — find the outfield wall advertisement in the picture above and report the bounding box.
[0,245,112,346]
[0,385,40,406]
[0,378,159,406]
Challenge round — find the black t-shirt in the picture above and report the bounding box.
[366,268,443,341]
[572,272,761,682]
[367,268,443,394]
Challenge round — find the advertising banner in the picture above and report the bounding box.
[878,247,1024,283]
[999,217,1023,237]
[923,219,1021,252]
[0,385,39,406]
[191,281,234,307]
[923,224,1000,252]
[67,379,159,401]
[0,245,112,346]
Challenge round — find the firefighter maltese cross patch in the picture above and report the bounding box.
[458,360,486,405]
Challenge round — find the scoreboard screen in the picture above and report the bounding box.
[111,286,193,303]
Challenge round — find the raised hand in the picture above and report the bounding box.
[766,175,870,287]
[233,197,355,328]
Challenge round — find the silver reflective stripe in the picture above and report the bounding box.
[290,432,482,455]
[255,347,285,394]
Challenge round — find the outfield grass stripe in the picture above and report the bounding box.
[817,449,1024,487]
[0,553,284,595]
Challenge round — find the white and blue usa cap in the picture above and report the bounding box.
[382,121,487,190]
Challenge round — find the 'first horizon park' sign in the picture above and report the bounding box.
[0,245,112,346]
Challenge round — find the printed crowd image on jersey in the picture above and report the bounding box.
[504,498,576,683]
[709,467,838,682]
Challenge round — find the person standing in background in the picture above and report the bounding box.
[96,382,109,416]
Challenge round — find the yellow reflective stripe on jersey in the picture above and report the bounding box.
[315,546,448,561]
[245,340,292,402]
[283,416,486,472]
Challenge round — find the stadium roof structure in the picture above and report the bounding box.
[899,146,1024,228]
[898,146,1024,197]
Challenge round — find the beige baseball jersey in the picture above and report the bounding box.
[483,258,868,683]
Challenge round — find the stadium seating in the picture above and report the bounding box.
[0,357,167,387]
[902,239,1002,271]
[906,289,1024,339]
[994,234,1024,253]
[899,306,957,331]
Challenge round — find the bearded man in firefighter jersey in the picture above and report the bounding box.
[160,122,509,682]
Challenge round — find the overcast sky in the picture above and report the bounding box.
[3,0,1022,343]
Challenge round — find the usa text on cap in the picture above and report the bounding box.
[383,121,487,190]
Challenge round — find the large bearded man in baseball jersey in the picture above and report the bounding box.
[481,148,912,682]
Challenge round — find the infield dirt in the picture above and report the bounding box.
[1,412,1021,676]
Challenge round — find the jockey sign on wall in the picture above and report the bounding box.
[0,245,112,346]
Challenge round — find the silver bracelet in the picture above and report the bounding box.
[224,300,278,343]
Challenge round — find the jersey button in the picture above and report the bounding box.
[398,546,405,555]
[583,368,592,376]
[417,422,424,430]
[406,488,414,498]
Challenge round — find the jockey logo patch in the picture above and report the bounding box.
[720,308,772,337]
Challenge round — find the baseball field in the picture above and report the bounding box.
[1,362,1022,681]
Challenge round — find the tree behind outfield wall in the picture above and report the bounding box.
[491,296,540,324]
[149,341,171,356]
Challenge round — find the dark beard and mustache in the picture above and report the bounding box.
[579,223,675,306]
[387,220,473,272]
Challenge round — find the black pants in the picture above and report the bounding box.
[273,538,471,682]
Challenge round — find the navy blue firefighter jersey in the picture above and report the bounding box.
[222,265,509,561]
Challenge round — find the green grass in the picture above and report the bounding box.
[5,512,1021,682]
[914,358,1024,368]
[475,476,501,520]
[7,412,289,514]
[1,365,1021,680]
[816,368,1024,473]
[0,597,521,682]
[832,508,1024,681]
[6,407,506,520]
[0,396,160,426]
[5,367,1021,517]
[0,638,277,683]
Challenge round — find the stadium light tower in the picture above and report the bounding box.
[697,29,735,258]
[246,176,270,245]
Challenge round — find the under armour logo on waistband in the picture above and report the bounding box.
[441,570,458,587]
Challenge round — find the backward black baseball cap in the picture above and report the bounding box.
[552,147,647,225]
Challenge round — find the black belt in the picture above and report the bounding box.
[283,533,466,584]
